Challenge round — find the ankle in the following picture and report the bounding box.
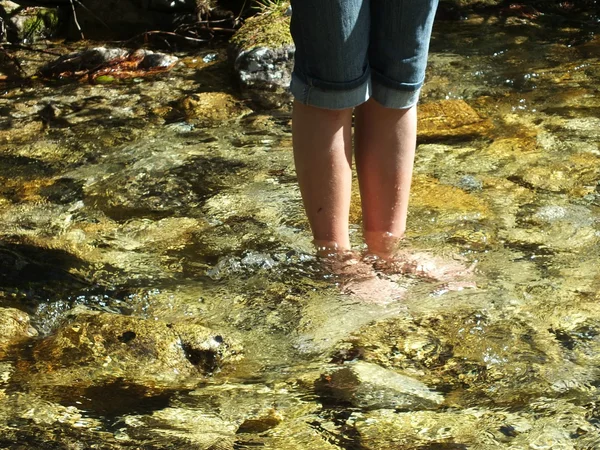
[363,231,404,260]
[313,240,351,258]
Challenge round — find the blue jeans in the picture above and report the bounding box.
[289,0,439,110]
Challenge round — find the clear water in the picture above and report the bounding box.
[0,12,599,449]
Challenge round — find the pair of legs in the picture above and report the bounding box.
[289,0,438,258]
[293,99,416,259]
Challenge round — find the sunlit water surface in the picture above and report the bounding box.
[0,13,599,450]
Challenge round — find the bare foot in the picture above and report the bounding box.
[369,250,476,284]
[320,251,406,304]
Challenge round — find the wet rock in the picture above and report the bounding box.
[484,136,540,160]
[0,307,37,358]
[354,409,479,449]
[0,392,135,449]
[237,408,283,433]
[0,240,92,297]
[504,201,599,251]
[0,361,12,387]
[230,3,294,108]
[180,92,252,125]
[411,174,491,221]
[510,152,600,196]
[238,402,340,450]
[332,312,566,408]
[123,407,237,449]
[456,174,483,192]
[0,392,101,429]
[206,251,278,280]
[354,398,597,449]
[0,1,60,43]
[25,309,242,390]
[0,120,44,144]
[450,228,493,250]
[39,177,84,204]
[417,99,493,141]
[315,361,444,410]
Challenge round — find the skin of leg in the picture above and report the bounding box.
[354,98,417,258]
[292,100,354,253]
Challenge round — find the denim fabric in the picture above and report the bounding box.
[289,0,439,110]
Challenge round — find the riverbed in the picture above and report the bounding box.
[0,10,599,449]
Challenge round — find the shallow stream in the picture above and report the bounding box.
[1,11,600,450]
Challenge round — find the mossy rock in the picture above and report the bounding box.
[7,6,61,43]
[230,2,294,108]
[230,2,292,52]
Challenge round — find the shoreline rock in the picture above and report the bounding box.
[229,3,294,109]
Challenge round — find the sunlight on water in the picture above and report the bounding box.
[0,12,600,449]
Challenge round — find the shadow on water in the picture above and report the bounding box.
[0,241,137,324]
[0,241,91,294]
[51,380,179,420]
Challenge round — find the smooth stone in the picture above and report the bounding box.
[315,361,444,410]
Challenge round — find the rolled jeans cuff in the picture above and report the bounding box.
[290,73,371,110]
[371,81,422,109]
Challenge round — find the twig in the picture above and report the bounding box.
[235,0,250,23]
[3,43,62,56]
[206,27,236,33]
[195,18,235,25]
[126,30,210,45]
[0,44,26,79]
[69,0,85,39]
[72,0,112,31]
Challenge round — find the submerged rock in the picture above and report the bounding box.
[180,92,252,125]
[25,309,242,390]
[0,307,37,358]
[124,407,238,449]
[411,173,491,224]
[315,361,444,410]
[418,99,493,141]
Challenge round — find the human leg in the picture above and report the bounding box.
[355,0,439,258]
[354,100,416,258]
[292,102,353,253]
[289,0,370,253]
